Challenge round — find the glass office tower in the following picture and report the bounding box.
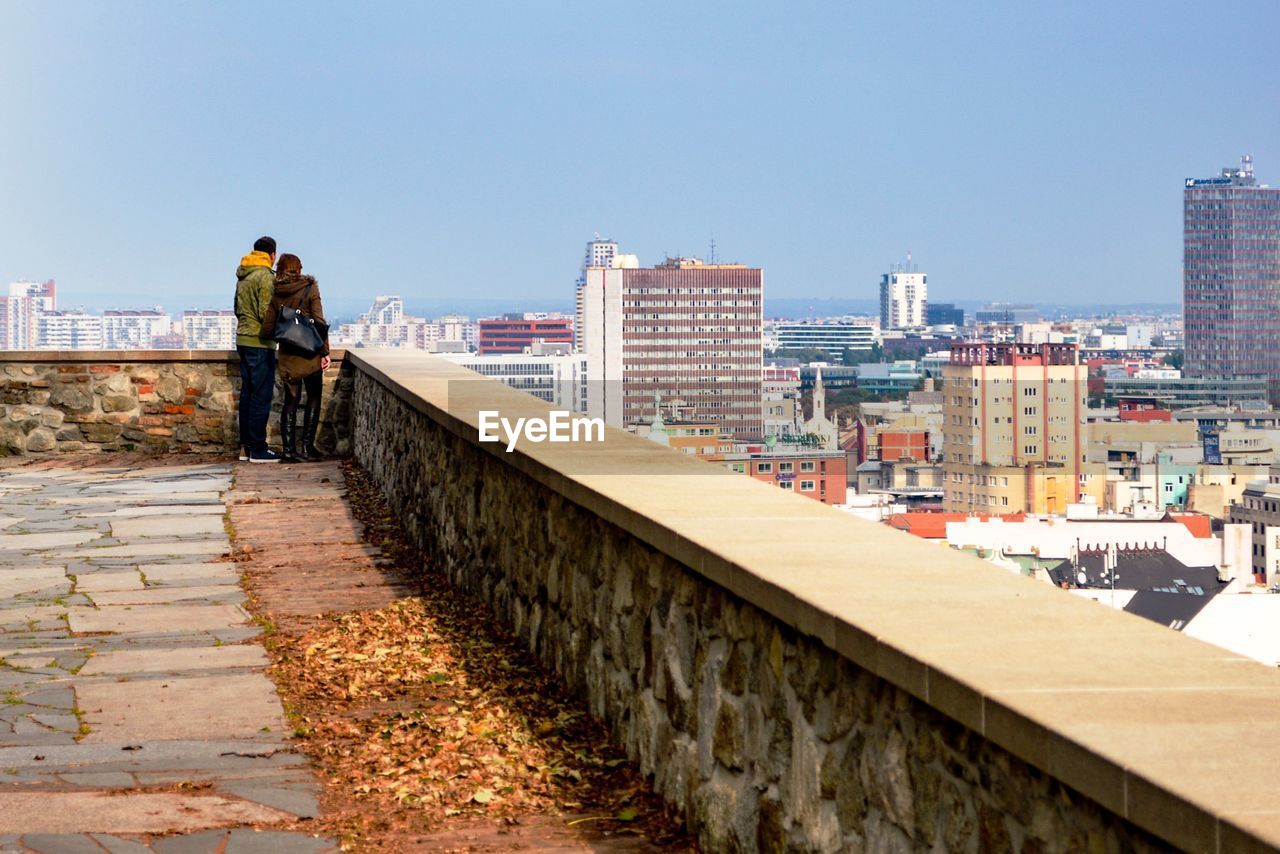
[1184,156,1280,400]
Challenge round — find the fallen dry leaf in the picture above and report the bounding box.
[245,460,693,851]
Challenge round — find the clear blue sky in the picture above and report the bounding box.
[2,1,1277,313]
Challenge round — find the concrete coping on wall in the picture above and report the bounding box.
[346,347,1280,853]
[0,349,348,363]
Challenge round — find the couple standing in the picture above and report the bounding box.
[233,235,331,464]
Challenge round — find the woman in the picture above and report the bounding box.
[261,253,331,463]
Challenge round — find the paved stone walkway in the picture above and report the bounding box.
[231,462,684,852]
[230,463,413,634]
[0,460,334,852]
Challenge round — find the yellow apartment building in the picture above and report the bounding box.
[942,343,1090,514]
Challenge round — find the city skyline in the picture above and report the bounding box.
[3,2,1277,309]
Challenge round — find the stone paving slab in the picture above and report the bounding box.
[79,674,286,743]
[223,828,335,852]
[50,541,228,560]
[79,505,228,519]
[83,479,231,496]
[147,829,336,854]
[19,519,109,534]
[58,771,138,788]
[110,517,227,540]
[67,604,247,635]
[0,791,290,834]
[0,738,306,770]
[91,835,156,853]
[0,607,68,631]
[80,646,267,676]
[219,782,321,821]
[147,579,245,593]
[88,586,244,607]
[23,832,119,853]
[137,564,239,584]
[0,461,334,846]
[0,532,101,552]
[44,494,225,506]
[0,567,71,600]
[71,571,144,593]
[0,640,87,660]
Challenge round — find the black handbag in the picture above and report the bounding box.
[273,283,328,357]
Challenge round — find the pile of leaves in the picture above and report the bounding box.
[261,461,692,850]
[285,600,642,816]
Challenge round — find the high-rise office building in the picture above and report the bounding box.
[10,279,57,309]
[1,280,56,350]
[583,237,618,271]
[575,237,619,353]
[774,322,876,353]
[435,314,477,351]
[879,264,927,329]
[941,343,1088,514]
[975,303,1040,324]
[182,310,237,350]
[581,257,764,439]
[37,311,104,350]
[103,309,173,349]
[363,295,405,326]
[1184,156,1280,399]
[926,303,964,327]
[0,298,30,351]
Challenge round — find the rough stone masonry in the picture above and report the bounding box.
[0,354,351,457]
[350,367,1171,853]
[0,360,237,455]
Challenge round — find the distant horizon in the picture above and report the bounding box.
[30,288,1185,324]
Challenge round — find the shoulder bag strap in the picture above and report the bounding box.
[298,282,313,320]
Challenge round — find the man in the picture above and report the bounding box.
[234,235,281,463]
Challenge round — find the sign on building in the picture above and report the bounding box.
[1203,430,1221,465]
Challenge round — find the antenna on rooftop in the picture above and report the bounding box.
[907,249,913,272]
[1243,154,1254,178]
[709,235,717,264]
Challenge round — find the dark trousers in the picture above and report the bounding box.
[237,346,276,453]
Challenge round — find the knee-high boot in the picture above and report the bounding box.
[280,407,300,463]
[301,396,322,461]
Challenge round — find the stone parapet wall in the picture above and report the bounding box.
[352,372,1163,851]
[346,350,1275,853]
[0,351,349,456]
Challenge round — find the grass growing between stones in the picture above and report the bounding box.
[72,705,90,740]
[246,461,693,852]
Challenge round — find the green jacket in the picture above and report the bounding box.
[234,256,277,349]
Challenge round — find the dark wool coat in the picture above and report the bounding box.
[260,272,330,381]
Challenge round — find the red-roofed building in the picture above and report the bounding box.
[885,511,1027,540]
[1166,512,1214,539]
[1117,396,1173,423]
[478,316,573,354]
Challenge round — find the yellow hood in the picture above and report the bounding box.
[239,250,273,268]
